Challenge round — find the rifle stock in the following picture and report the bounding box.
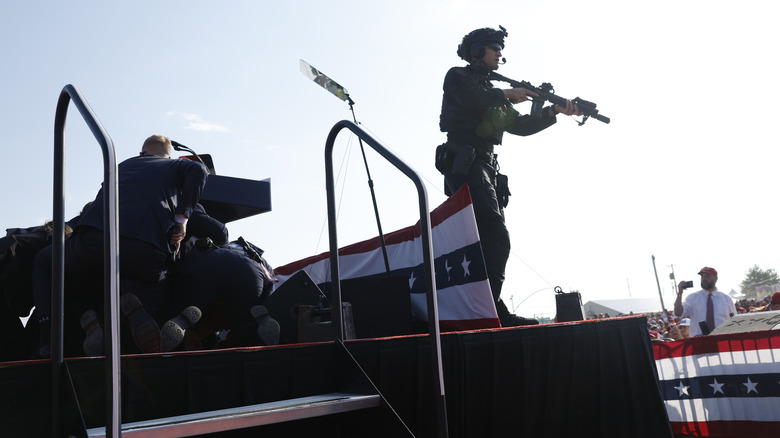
[489,72,610,125]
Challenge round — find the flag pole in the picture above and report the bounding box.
[652,255,667,311]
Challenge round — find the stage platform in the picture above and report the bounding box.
[0,315,672,437]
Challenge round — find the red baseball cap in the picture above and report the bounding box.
[772,291,780,305]
[698,267,718,276]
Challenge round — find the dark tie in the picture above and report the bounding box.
[706,293,715,332]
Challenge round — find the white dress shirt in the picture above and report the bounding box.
[681,288,737,336]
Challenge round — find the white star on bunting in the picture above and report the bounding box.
[461,255,471,278]
[743,377,758,394]
[674,382,689,397]
[709,378,724,395]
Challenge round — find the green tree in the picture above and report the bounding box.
[740,265,780,299]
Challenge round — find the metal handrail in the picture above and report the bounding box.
[53,84,121,437]
[324,120,449,438]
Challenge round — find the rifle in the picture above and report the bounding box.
[488,72,610,125]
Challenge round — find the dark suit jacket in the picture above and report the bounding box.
[79,155,208,254]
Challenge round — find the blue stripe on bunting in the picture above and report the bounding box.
[314,242,487,298]
[401,242,487,294]
[659,373,780,399]
[334,242,487,295]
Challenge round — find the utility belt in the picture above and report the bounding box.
[435,142,497,175]
[435,141,511,208]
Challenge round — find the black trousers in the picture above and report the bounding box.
[32,227,170,320]
[443,159,513,316]
[173,246,271,345]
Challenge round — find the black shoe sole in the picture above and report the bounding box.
[161,306,202,352]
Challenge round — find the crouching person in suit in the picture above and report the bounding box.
[165,234,280,351]
[31,135,208,357]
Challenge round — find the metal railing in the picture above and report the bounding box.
[53,84,122,437]
[324,120,449,438]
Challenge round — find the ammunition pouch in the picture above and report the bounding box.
[496,171,511,208]
[435,142,477,176]
[435,143,452,174]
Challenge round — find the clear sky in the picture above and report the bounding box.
[2,1,779,319]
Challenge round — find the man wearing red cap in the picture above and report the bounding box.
[769,292,780,311]
[755,291,780,312]
[674,267,737,336]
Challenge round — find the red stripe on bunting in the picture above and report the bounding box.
[652,330,780,360]
[274,185,473,275]
[671,420,778,438]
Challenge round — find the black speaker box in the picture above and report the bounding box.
[340,276,413,339]
[555,291,585,323]
[268,272,414,343]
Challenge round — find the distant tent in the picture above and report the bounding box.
[728,288,746,300]
[583,298,662,318]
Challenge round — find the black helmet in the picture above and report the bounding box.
[457,25,508,62]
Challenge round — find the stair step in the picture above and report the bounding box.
[86,392,381,438]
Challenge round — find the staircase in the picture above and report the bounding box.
[86,392,381,438]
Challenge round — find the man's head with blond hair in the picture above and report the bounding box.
[140,135,172,158]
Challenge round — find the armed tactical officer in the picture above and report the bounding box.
[436,26,580,327]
